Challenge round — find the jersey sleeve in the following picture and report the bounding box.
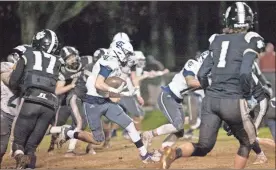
[244,32,265,55]
[183,59,198,77]
[99,57,118,71]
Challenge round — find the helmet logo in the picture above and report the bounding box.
[116,41,125,48]
[36,31,46,40]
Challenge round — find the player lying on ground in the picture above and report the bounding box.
[160,2,266,169]
[141,51,209,158]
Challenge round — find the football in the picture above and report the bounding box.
[105,76,126,101]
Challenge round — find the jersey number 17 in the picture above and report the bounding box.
[33,51,56,74]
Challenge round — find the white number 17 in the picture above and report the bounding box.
[217,41,229,68]
[33,51,56,74]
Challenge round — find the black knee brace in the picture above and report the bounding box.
[237,144,251,158]
[174,129,184,138]
[191,142,213,157]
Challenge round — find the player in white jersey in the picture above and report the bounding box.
[82,39,159,163]
[0,60,20,165]
[141,51,209,157]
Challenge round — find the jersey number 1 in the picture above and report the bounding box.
[33,51,56,74]
[217,41,229,68]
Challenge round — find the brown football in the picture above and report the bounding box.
[105,76,126,99]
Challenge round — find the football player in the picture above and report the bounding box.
[48,46,93,156]
[0,58,20,165]
[141,51,208,156]
[160,2,266,169]
[82,39,158,163]
[8,29,63,169]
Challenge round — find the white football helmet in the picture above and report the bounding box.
[197,50,209,64]
[134,51,146,68]
[112,32,130,42]
[109,40,134,63]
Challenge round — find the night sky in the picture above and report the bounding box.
[1,1,276,67]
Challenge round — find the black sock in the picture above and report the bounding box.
[74,132,79,139]
[175,148,183,159]
[252,142,262,154]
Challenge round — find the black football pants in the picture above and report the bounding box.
[12,101,56,158]
[192,96,257,158]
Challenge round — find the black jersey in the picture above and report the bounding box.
[198,32,265,99]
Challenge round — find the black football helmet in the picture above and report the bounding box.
[32,29,59,54]
[223,2,255,29]
[60,46,81,70]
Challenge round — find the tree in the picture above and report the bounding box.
[17,1,91,43]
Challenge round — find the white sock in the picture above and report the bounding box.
[258,151,265,156]
[49,126,62,134]
[162,134,178,149]
[156,124,178,136]
[67,130,76,139]
[68,139,78,151]
[125,122,147,156]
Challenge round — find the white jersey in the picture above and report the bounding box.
[168,59,204,99]
[86,50,124,98]
[1,62,20,116]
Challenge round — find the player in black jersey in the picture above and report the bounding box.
[47,46,94,156]
[8,29,62,169]
[161,2,266,169]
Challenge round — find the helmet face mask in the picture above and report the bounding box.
[110,40,134,63]
[60,46,80,70]
[223,2,255,31]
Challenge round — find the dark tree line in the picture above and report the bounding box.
[1,1,275,70]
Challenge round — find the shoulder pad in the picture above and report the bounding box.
[245,32,264,43]
[81,55,93,65]
[208,34,218,44]
[99,57,119,70]
[184,59,197,70]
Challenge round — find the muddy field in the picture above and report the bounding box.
[2,132,275,169]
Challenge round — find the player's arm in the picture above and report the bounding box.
[183,60,201,88]
[95,65,125,94]
[241,32,265,99]
[240,52,257,99]
[55,74,75,95]
[253,62,270,87]
[197,52,213,90]
[9,57,26,91]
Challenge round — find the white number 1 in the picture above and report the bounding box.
[33,51,56,74]
[217,41,229,68]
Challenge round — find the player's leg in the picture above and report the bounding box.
[82,102,106,144]
[221,99,257,169]
[104,103,157,163]
[161,96,222,169]
[12,101,40,169]
[47,105,71,152]
[0,110,14,165]
[120,96,145,134]
[142,90,184,149]
[184,93,202,139]
[64,94,87,156]
[24,105,56,169]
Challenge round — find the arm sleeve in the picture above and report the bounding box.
[240,52,257,99]
[183,60,197,77]
[197,52,214,90]
[9,58,25,91]
[99,65,112,78]
[252,62,269,86]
